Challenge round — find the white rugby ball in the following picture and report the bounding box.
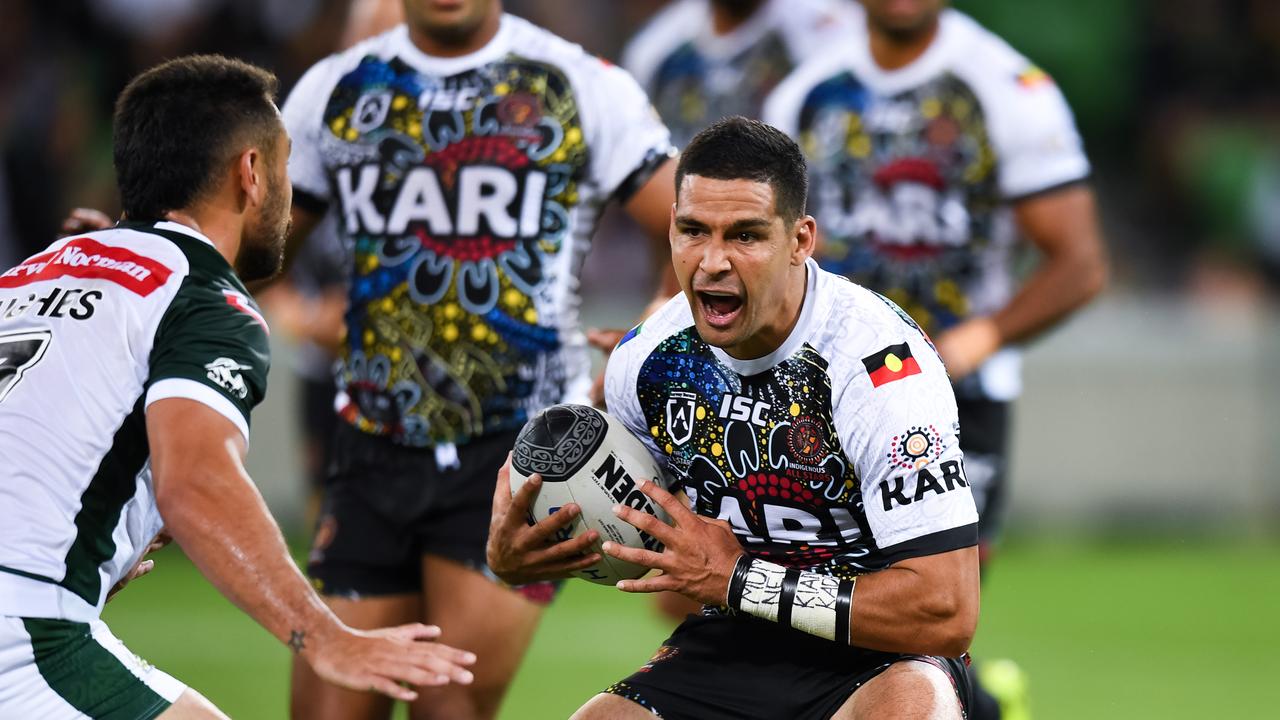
[510,404,670,585]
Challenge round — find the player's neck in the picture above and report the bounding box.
[162,208,239,268]
[710,0,766,35]
[407,12,502,58]
[867,17,940,71]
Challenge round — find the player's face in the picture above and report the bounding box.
[860,0,945,38]
[402,0,498,46]
[671,175,810,359]
[237,124,292,282]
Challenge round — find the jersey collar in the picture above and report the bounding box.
[151,220,215,248]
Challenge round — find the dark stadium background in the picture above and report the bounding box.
[2,1,1276,717]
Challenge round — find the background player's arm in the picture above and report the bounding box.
[624,156,681,303]
[935,184,1108,378]
[147,397,475,701]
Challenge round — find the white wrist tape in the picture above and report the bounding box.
[727,556,855,643]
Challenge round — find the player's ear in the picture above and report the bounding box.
[236,147,265,210]
[792,215,816,266]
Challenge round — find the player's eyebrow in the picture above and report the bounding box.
[673,216,772,233]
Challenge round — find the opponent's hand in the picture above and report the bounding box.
[933,316,1001,380]
[485,455,603,584]
[60,207,114,236]
[303,623,476,702]
[586,327,627,408]
[604,479,743,606]
[106,531,173,602]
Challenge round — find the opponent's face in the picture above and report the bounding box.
[860,0,945,38]
[671,176,812,359]
[237,124,292,282]
[402,0,498,46]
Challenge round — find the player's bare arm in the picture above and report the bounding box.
[588,157,681,405]
[147,397,476,701]
[485,456,603,585]
[607,479,979,658]
[934,184,1108,379]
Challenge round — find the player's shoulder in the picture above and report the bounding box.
[770,0,863,52]
[941,10,1057,100]
[504,14,608,74]
[14,224,193,298]
[287,25,407,102]
[611,292,695,366]
[621,0,707,85]
[810,267,946,383]
[763,35,862,132]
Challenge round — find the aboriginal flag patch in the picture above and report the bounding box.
[862,343,921,388]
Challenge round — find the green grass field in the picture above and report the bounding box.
[101,536,1279,719]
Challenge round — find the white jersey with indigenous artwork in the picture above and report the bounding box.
[623,0,861,147]
[284,16,674,447]
[764,9,1091,401]
[0,222,269,622]
[605,261,977,581]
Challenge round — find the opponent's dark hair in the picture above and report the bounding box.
[113,54,280,222]
[675,116,808,222]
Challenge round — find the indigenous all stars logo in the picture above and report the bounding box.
[787,415,827,464]
[665,391,697,446]
[888,424,943,471]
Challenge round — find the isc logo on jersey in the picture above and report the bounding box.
[205,358,251,399]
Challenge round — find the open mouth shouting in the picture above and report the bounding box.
[695,288,744,331]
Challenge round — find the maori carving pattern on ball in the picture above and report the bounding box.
[513,405,607,480]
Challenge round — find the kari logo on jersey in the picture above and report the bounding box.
[665,392,698,446]
[205,357,252,399]
[880,459,967,511]
[0,239,172,296]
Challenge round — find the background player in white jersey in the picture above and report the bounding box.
[489,117,981,719]
[763,1,1109,716]
[0,55,475,720]
[281,1,679,718]
[623,0,861,149]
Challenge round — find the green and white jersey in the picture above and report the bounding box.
[0,221,270,622]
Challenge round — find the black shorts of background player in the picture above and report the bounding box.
[488,118,982,720]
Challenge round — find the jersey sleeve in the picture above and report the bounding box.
[581,59,675,203]
[834,335,978,565]
[145,280,271,442]
[282,58,339,208]
[986,67,1090,200]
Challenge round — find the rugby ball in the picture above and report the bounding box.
[510,404,669,585]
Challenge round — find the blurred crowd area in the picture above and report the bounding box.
[4,0,1280,299]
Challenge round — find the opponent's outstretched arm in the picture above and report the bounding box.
[148,398,476,701]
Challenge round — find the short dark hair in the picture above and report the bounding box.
[113,55,280,222]
[675,116,808,222]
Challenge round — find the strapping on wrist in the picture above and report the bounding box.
[726,556,855,644]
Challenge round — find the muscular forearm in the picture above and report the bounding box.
[157,455,340,655]
[728,547,978,657]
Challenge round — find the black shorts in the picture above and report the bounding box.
[307,422,557,604]
[604,613,973,720]
[955,398,1011,546]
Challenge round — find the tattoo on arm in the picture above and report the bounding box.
[288,630,306,654]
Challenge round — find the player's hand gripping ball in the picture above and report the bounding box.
[510,404,670,585]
